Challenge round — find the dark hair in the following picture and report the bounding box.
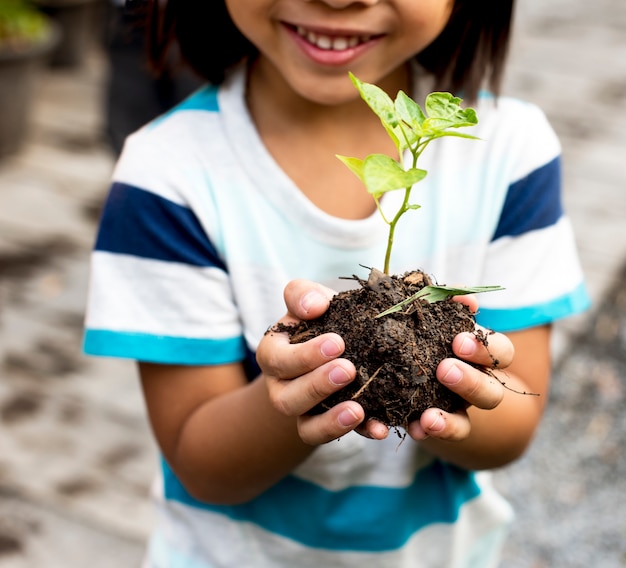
[148,0,515,102]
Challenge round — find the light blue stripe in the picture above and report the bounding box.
[175,85,219,112]
[83,329,246,365]
[161,458,480,552]
[147,532,209,568]
[149,85,219,129]
[476,281,591,332]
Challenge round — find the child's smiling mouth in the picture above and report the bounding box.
[293,25,377,52]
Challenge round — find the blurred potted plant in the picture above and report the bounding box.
[32,0,103,68]
[0,0,60,159]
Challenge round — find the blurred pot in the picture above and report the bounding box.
[0,6,61,159]
[32,0,102,68]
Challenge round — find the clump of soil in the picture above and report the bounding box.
[273,267,489,428]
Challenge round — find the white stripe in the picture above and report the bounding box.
[147,473,512,568]
[85,252,242,339]
[293,432,434,490]
[113,113,220,206]
[473,96,561,184]
[479,216,585,309]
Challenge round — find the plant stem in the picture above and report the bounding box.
[383,186,412,274]
[383,143,423,274]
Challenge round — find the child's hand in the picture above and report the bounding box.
[258,282,516,447]
[257,280,366,446]
[407,324,515,443]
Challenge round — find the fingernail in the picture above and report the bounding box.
[321,338,342,358]
[458,334,476,357]
[441,364,463,386]
[329,366,351,386]
[427,412,444,433]
[338,407,360,428]
[411,422,429,441]
[301,291,324,314]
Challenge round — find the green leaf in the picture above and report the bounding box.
[350,73,399,129]
[339,75,481,275]
[361,155,427,198]
[420,284,504,302]
[392,91,430,145]
[394,90,427,128]
[382,122,405,154]
[376,285,505,317]
[432,131,481,142]
[336,155,365,183]
[424,92,478,129]
[389,122,418,153]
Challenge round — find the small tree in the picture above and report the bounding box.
[338,74,502,314]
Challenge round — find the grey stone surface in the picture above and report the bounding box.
[0,0,625,566]
[494,264,626,568]
[503,0,626,356]
[0,50,153,565]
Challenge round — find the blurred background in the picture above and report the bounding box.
[0,0,625,566]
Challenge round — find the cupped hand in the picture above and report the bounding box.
[407,325,515,442]
[257,280,376,446]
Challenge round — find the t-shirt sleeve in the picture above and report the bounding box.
[475,104,591,332]
[83,131,246,365]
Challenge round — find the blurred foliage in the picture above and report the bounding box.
[0,0,51,52]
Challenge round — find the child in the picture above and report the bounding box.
[84,1,590,566]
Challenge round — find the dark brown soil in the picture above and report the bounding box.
[273,268,485,428]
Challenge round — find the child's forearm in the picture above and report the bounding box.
[175,376,319,504]
[140,363,318,506]
[416,325,552,470]
[418,368,547,470]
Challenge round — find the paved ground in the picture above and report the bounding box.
[495,264,626,568]
[0,1,625,566]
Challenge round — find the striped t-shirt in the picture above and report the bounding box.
[84,64,590,567]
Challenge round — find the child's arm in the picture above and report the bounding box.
[409,324,550,469]
[139,280,543,507]
[138,279,363,506]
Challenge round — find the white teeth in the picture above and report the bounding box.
[315,34,332,50]
[332,37,348,50]
[296,25,366,51]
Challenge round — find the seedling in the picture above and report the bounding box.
[276,74,512,424]
[337,73,503,311]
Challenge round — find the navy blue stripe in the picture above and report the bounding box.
[95,182,225,269]
[162,458,480,552]
[492,156,563,241]
[244,346,261,382]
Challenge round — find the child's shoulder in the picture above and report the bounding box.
[467,93,560,166]
[144,83,222,135]
[125,68,247,153]
[111,73,247,202]
[119,79,237,166]
[472,92,553,136]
